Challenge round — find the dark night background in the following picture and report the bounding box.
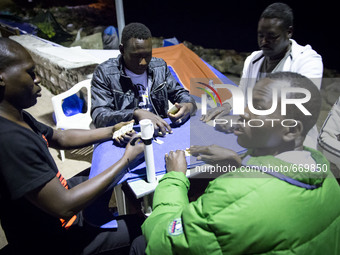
[122,0,339,72]
[2,0,338,71]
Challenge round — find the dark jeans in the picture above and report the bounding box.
[65,169,145,255]
[129,235,147,255]
[66,213,144,255]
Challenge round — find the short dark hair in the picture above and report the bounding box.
[0,38,22,72]
[266,72,321,136]
[121,22,152,47]
[260,2,293,30]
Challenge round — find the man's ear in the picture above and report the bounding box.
[282,120,303,142]
[119,43,124,54]
[0,76,5,87]
[287,26,293,39]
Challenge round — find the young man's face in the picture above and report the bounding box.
[234,78,289,152]
[1,49,41,109]
[121,37,152,75]
[257,18,292,59]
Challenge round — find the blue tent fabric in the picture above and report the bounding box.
[0,13,38,35]
[168,57,235,88]
[103,25,119,49]
[163,37,180,47]
[104,26,118,36]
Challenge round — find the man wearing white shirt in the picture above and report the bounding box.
[202,3,323,149]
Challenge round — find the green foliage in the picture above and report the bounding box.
[36,22,56,38]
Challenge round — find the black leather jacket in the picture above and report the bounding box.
[91,55,196,127]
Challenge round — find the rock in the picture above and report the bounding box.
[70,32,103,49]
[324,81,340,106]
[182,41,248,76]
[66,23,75,32]
[151,37,164,48]
[10,34,97,94]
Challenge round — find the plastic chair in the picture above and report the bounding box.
[52,79,92,161]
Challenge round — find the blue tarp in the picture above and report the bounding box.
[0,14,38,35]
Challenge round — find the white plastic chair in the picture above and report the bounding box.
[52,79,92,161]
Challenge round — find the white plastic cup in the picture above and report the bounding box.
[140,119,154,140]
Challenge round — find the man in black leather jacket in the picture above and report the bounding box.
[91,22,197,135]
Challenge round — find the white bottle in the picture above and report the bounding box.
[140,119,156,183]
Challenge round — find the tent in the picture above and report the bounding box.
[152,43,234,102]
[85,43,235,103]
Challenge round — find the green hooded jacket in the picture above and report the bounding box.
[142,148,340,254]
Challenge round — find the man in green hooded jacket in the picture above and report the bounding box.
[141,72,340,254]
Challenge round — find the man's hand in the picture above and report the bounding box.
[214,114,240,133]
[168,102,195,126]
[190,145,241,168]
[200,103,232,122]
[123,134,145,162]
[165,150,187,174]
[134,109,172,136]
[111,120,135,145]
